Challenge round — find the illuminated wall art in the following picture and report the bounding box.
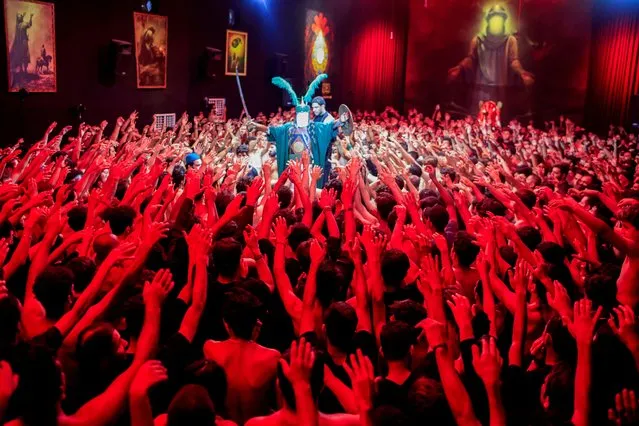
[305,10,332,83]
[4,0,56,92]
[225,29,247,76]
[134,12,168,89]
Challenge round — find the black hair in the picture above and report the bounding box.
[101,205,137,236]
[516,189,537,209]
[423,205,449,232]
[123,295,145,339]
[288,223,311,251]
[324,302,357,352]
[381,249,410,288]
[316,260,345,309]
[214,190,235,217]
[390,300,427,326]
[380,321,415,361]
[517,226,542,251]
[376,193,397,222]
[167,384,216,426]
[212,238,242,279]
[0,294,21,348]
[536,242,566,265]
[67,205,88,231]
[222,287,262,340]
[66,256,96,294]
[544,362,575,423]
[172,165,186,187]
[453,231,480,268]
[33,266,74,320]
[277,186,293,209]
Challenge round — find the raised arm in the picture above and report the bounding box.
[69,270,173,426]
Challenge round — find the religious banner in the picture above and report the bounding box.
[225,29,248,76]
[4,0,56,92]
[134,11,168,89]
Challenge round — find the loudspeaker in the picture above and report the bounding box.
[630,95,639,126]
[200,47,223,79]
[268,52,289,79]
[108,39,133,77]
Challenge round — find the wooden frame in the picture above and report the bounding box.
[4,0,56,92]
[225,29,248,77]
[133,11,168,89]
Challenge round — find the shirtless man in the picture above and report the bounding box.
[245,340,360,426]
[203,288,280,425]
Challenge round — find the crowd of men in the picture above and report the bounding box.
[0,104,638,426]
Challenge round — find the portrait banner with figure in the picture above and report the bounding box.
[134,12,168,89]
[225,30,247,76]
[4,0,56,92]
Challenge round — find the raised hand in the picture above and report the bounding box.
[359,225,386,261]
[447,293,473,339]
[0,360,19,406]
[186,224,212,260]
[144,222,170,247]
[608,389,639,426]
[130,360,168,397]
[273,216,289,245]
[343,349,375,413]
[243,225,261,258]
[309,239,325,265]
[472,338,503,387]
[319,188,337,210]
[246,176,264,207]
[310,166,323,182]
[609,305,638,349]
[143,268,174,308]
[341,180,356,210]
[547,281,573,319]
[280,338,315,386]
[565,298,602,345]
[416,317,446,349]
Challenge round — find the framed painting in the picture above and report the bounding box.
[133,11,167,89]
[4,0,56,92]
[225,29,247,76]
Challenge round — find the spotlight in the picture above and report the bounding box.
[141,0,153,13]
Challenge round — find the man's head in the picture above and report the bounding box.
[33,266,74,320]
[453,231,480,269]
[323,302,357,352]
[185,152,203,170]
[101,206,137,237]
[222,287,262,340]
[212,238,243,280]
[167,384,216,426]
[616,204,639,241]
[381,249,410,289]
[380,321,415,361]
[311,96,327,117]
[486,5,508,36]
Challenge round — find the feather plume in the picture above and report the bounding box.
[271,77,299,107]
[303,74,328,104]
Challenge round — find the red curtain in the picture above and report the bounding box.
[587,8,639,127]
[341,1,408,111]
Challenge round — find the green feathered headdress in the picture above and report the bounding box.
[271,74,328,110]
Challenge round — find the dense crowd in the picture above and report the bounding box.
[0,105,638,426]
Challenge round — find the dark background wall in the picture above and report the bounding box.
[0,0,354,144]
